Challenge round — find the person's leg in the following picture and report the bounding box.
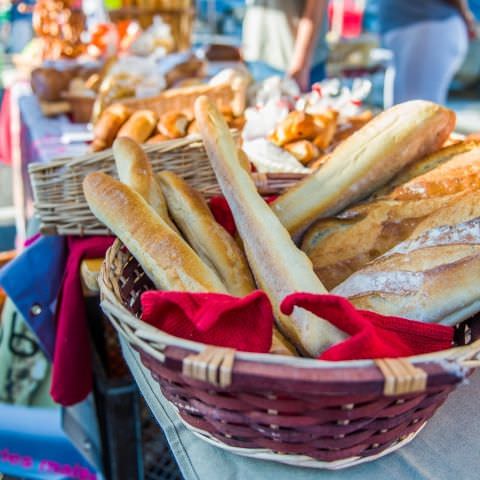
[382,17,468,104]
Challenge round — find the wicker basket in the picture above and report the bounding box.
[28,135,307,236]
[98,240,480,469]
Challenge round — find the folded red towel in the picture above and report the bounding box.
[140,290,453,360]
[51,236,114,406]
[281,293,454,360]
[141,290,274,353]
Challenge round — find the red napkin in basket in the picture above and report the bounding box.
[140,290,453,359]
[281,293,454,360]
[51,236,114,406]
[141,290,274,353]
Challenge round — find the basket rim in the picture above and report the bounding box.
[98,240,480,374]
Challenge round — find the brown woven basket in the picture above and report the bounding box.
[98,239,480,469]
[29,134,307,236]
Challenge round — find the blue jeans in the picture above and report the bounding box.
[246,61,326,88]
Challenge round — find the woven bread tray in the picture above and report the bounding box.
[98,239,480,469]
[29,134,306,236]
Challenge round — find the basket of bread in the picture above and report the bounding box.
[84,97,480,469]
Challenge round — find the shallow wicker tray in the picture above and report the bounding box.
[98,239,480,469]
[29,135,306,236]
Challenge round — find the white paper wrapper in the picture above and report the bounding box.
[242,139,311,174]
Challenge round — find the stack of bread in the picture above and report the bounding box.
[85,96,480,358]
[91,105,245,152]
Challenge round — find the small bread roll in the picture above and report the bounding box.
[187,119,199,135]
[112,137,175,231]
[117,110,158,144]
[157,171,255,297]
[157,112,189,138]
[92,103,131,150]
[270,112,320,147]
[83,172,227,293]
[283,140,320,165]
[312,110,338,149]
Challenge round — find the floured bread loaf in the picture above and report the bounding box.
[333,217,480,326]
[302,194,465,289]
[272,100,455,236]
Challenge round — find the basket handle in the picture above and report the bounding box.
[375,358,427,396]
[182,346,235,388]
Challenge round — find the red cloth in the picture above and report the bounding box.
[209,195,278,237]
[0,89,12,165]
[51,236,114,406]
[141,290,274,353]
[281,293,454,360]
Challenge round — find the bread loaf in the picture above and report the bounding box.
[371,140,480,199]
[117,110,157,144]
[83,172,228,293]
[157,171,255,297]
[389,146,480,200]
[272,101,456,236]
[301,194,463,289]
[333,217,480,326]
[112,137,175,230]
[195,96,346,357]
[92,104,131,151]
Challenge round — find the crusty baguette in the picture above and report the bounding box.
[112,137,176,231]
[83,172,228,293]
[301,194,463,290]
[371,140,480,199]
[270,328,298,356]
[157,170,255,297]
[117,110,158,144]
[272,101,456,236]
[389,146,480,200]
[333,217,480,325]
[195,96,346,357]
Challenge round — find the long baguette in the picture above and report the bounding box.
[112,137,176,230]
[157,170,255,297]
[195,96,346,356]
[271,100,455,236]
[83,172,228,293]
[389,146,480,201]
[332,217,480,326]
[371,140,480,199]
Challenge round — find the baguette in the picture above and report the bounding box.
[195,96,346,357]
[117,110,158,144]
[157,171,255,297]
[83,172,228,293]
[272,101,456,236]
[112,137,175,231]
[389,146,480,201]
[371,140,480,199]
[333,217,480,326]
[301,194,463,289]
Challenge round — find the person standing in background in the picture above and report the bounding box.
[379,0,475,105]
[242,0,329,91]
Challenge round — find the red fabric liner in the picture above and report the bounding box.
[0,89,12,165]
[51,236,114,406]
[140,290,453,359]
[141,290,274,353]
